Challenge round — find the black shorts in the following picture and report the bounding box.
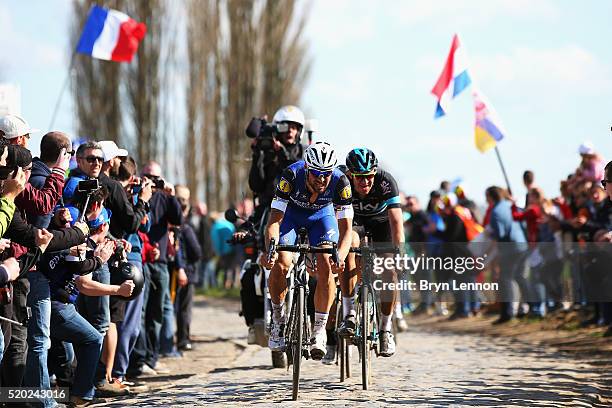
[110,296,126,323]
[353,216,392,243]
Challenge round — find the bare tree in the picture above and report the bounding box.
[71,0,123,142]
[184,0,312,210]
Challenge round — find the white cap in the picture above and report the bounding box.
[0,114,40,139]
[99,140,128,162]
[578,141,595,155]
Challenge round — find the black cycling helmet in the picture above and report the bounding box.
[346,147,378,175]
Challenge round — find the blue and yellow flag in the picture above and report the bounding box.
[473,90,505,153]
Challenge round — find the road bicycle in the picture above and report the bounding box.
[267,228,339,400]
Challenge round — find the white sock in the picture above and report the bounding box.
[381,314,393,332]
[342,296,356,318]
[272,302,285,324]
[394,302,403,318]
[313,312,329,335]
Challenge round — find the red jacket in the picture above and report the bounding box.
[511,204,543,245]
[11,167,65,259]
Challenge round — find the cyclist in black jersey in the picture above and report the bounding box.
[338,148,406,357]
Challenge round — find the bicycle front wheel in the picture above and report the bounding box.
[292,285,304,400]
[360,284,372,390]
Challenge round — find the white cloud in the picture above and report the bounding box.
[391,0,559,27]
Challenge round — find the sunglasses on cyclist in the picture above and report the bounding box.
[351,172,375,179]
[309,168,332,178]
[601,180,612,188]
[82,155,104,164]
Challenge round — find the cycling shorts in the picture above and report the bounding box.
[279,204,339,246]
[353,216,392,243]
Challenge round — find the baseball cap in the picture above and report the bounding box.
[0,115,40,139]
[578,141,595,156]
[99,141,128,162]
[87,207,112,229]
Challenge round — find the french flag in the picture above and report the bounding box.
[431,34,471,118]
[76,5,146,63]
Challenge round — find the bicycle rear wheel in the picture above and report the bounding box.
[292,285,304,400]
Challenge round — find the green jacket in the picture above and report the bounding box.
[0,198,16,238]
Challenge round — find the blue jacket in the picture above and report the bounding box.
[489,200,528,255]
[211,219,235,256]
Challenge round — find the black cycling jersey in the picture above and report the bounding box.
[350,169,401,223]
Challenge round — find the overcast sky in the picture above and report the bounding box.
[1,0,611,206]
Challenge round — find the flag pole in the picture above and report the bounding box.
[494,145,512,196]
[48,51,77,131]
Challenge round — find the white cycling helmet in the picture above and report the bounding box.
[273,105,305,128]
[304,141,338,171]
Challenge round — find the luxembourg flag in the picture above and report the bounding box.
[473,90,505,153]
[76,5,146,62]
[431,34,472,118]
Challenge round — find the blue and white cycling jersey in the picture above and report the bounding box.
[270,160,353,246]
[271,160,353,215]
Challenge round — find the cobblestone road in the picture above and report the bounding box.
[109,299,611,407]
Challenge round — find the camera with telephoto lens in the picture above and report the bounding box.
[246,118,289,151]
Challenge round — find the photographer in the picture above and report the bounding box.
[41,206,133,407]
[247,105,307,224]
[0,145,87,389]
[129,161,182,377]
[111,157,152,390]
[0,139,26,237]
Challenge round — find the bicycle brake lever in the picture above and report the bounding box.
[331,242,340,265]
[267,238,276,264]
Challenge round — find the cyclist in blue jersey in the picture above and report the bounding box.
[338,147,405,357]
[261,142,354,360]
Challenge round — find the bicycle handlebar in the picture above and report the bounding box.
[349,245,401,255]
[267,239,340,264]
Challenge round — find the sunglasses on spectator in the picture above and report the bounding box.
[601,180,612,188]
[82,156,104,164]
[23,165,32,172]
[67,150,76,157]
[309,169,332,178]
[142,173,160,180]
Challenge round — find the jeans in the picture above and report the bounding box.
[453,271,481,315]
[498,252,530,317]
[113,261,145,379]
[77,263,110,335]
[48,340,75,387]
[50,303,103,400]
[144,262,169,368]
[24,272,55,408]
[128,264,151,374]
[160,288,176,355]
[175,283,194,348]
[2,277,30,387]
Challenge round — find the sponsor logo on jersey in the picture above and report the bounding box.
[353,201,386,215]
[340,186,352,200]
[278,178,292,193]
[380,180,391,195]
